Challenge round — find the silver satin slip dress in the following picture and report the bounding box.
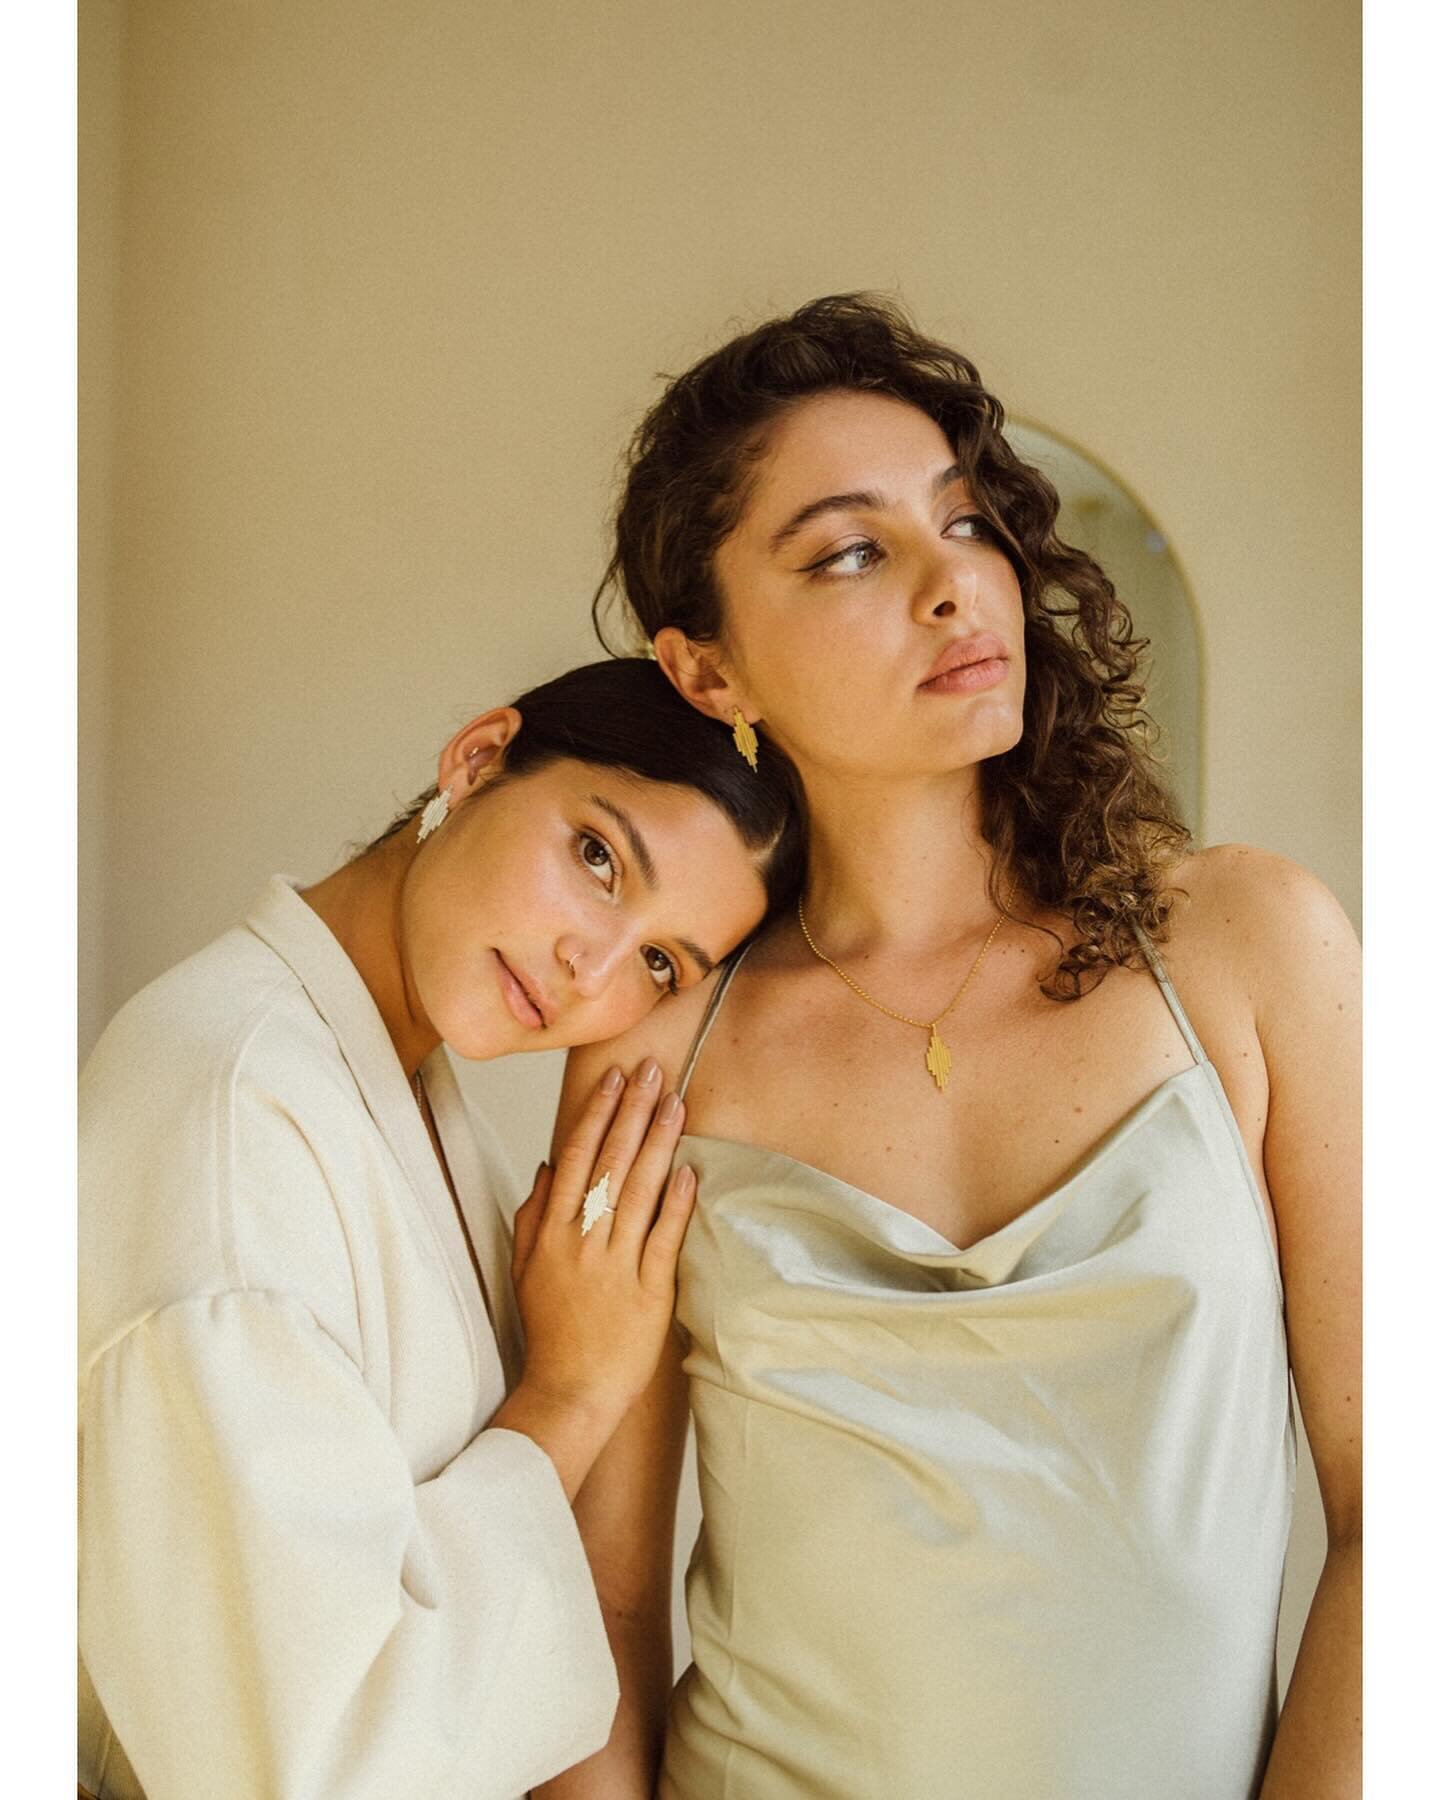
[659,932,1294,1800]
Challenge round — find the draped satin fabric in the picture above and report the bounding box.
[660,947,1294,1800]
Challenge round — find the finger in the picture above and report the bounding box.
[573,1057,667,1236]
[638,1165,698,1295]
[511,1163,550,1278]
[609,1090,687,1258]
[548,1066,626,1222]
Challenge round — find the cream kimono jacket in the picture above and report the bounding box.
[79,877,619,1800]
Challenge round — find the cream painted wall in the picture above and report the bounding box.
[82,0,1357,1703]
[79,0,124,1059]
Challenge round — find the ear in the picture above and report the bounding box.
[653,627,759,727]
[437,706,522,798]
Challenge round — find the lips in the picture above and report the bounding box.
[919,632,1010,690]
[495,951,549,1030]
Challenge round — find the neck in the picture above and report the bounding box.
[798,763,1004,954]
[301,828,439,1079]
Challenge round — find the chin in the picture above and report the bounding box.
[431,1026,502,1064]
[421,994,511,1064]
[973,693,1026,756]
[925,718,1022,774]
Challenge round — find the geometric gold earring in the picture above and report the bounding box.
[731,708,759,772]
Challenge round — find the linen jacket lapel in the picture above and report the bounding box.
[243,876,515,1403]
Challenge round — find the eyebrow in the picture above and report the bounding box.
[590,794,657,888]
[588,793,718,978]
[767,461,971,557]
[677,937,716,979]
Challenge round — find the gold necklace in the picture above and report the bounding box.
[796,889,1013,1093]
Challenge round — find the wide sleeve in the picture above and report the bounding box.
[79,1289,618,1800]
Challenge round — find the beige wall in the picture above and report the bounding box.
[79,0,125,1059]
[81,0,1357,1696]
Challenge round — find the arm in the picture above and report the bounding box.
[81,1061,695,1800]
[534,1030,700,1800]
[1220,854,1361,1796]
[80,1290,620,1800]
[533,1336,691,1800]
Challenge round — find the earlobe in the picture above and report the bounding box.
[654,626,748,726]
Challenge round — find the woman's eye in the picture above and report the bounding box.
[578,831,618,890]
[945,513,992,542]
[642,945,679,993]
[812,539,881,577]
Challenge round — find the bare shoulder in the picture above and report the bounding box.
[554,971,725,1149]
[1164,843,1359,1025]
[1168,842,1356,950]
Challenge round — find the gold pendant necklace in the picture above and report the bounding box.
[796,889,1013,1093]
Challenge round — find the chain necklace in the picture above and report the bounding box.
[796,888,1013,1093]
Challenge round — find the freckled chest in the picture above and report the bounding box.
[682,932,1272,1251]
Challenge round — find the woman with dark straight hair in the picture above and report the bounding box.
[545,298,1359,1799]
[78,658,805,1800]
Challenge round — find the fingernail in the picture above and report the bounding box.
[600,1066,623,1094]
[534,1161,547,1183]
[658,1091,682,1124]
[677,1165,696,1196]
[636,1057,660,1086]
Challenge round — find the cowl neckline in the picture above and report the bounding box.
[679,1057,1277,1291]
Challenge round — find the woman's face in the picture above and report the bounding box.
[711,390,1027,781]
[399,758,768,1060]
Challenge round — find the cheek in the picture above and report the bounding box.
[411,937,495,1049]
[569,979,660,1051]
[613,989,660,1036]
[717,574,833,692]
[401,859,508,1041]
[744,602,893,731]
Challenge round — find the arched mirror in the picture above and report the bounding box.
[1006,423,1203,836]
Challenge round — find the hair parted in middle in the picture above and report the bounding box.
[593,292,1190,1000]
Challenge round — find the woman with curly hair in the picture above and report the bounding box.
[539,297,1359,1799]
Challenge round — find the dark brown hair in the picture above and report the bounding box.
[593,292,1190,998]
[369,658,807,928]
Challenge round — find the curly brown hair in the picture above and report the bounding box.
[593,293,1190,999]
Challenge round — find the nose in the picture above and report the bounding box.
[555,929,632,1000]
[911,543,979,625]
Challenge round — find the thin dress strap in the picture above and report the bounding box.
[677,943,754,1098]
[1130,922,1207,1068]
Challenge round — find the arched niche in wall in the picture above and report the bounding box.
[1005,422,1203,838]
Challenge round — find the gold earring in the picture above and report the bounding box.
[731,708,759,772]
